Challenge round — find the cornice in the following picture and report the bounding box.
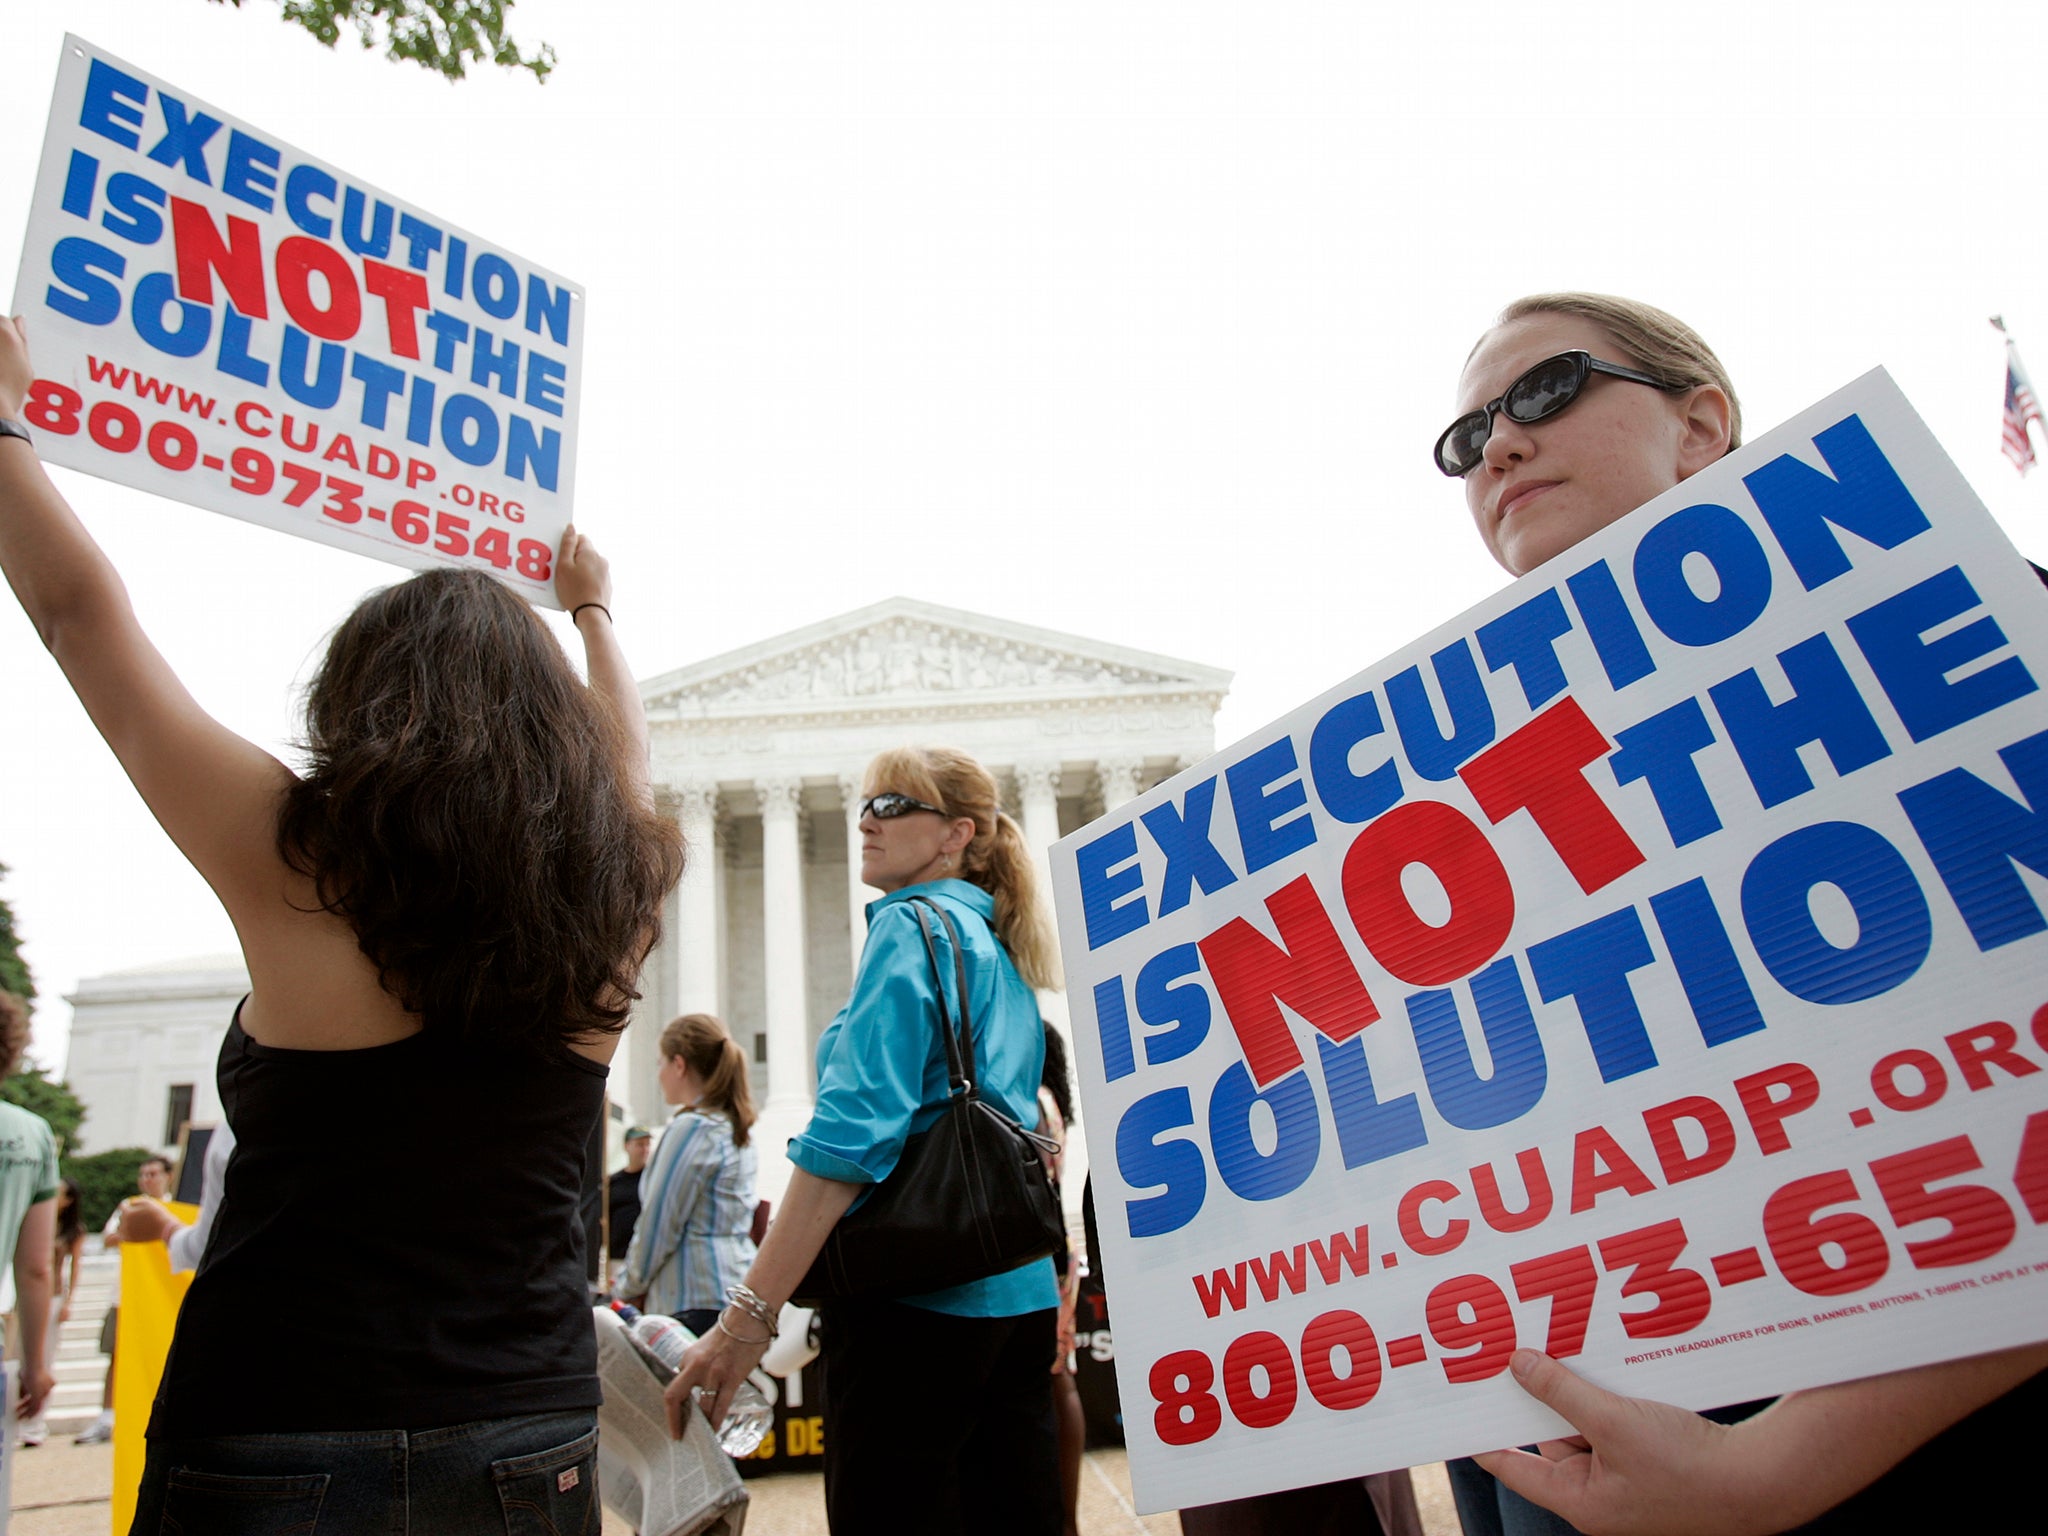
[639,596,1232,717]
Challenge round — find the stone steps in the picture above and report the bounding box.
[37,1250,116,1434]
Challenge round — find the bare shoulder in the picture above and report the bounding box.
[234,893,641,1059]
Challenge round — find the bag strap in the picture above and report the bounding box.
[907,895,1062,1157]
[907,896,977,1100]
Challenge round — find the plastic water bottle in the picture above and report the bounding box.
[609,1301,774,1457]
[624,1309,694,1371]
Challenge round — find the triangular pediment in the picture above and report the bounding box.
[641,597,1231,717]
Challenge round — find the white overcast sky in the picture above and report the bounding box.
[5,0,2048,1074]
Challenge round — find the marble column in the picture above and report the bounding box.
[840,774,870,969]
[1015,762,1063,869]
[757,776,812,1114]
[1097,755,1143,813]
[674,782,720,1017]
[625,795,685,1124]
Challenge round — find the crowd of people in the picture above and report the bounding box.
[2,291,2045,1535]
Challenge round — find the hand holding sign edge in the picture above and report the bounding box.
[554,523,611,616]
[1471,1350,1759,1536]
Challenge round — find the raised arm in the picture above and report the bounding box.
[0,318,293,912]
[553,526,651,808]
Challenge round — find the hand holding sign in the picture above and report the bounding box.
[1054,300,2048,1516]
[554,523,611,616]
[1475,1341,2048,1536]
[12,37,584,603]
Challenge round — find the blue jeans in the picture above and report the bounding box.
[1446,1456,1584,1536]
[131,1409,598,1535]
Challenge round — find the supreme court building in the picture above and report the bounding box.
[617,596,1231,1200]
[58,597,1230,1200]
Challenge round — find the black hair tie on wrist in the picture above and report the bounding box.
[571,602,612,626]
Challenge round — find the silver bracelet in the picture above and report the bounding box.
[715,1313,773,1347]
[725,1283,780,1337]
[727,1285,778,1333]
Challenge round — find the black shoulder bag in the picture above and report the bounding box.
[793,896,1066,1302]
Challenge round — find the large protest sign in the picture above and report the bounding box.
[1050,371,2048,1512]
[12,37,581,605]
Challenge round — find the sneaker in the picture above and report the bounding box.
[74,1419,113,1445]
[18,1431,44,1448]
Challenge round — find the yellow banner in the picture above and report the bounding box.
[112,1201,198,1536]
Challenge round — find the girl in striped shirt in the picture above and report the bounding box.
[619,1013,759,1336]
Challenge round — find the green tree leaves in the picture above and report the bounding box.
[0,861,33,1004]
[209,0,556,83]
[3,1067,85,1157]
[0,861,87,1154]
[65,1147,158,1232]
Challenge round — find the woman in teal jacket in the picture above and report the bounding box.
[672,745,1065,1534]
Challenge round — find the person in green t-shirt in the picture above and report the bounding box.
[0,990,59,1427]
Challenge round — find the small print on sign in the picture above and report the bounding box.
[11,36,584,603]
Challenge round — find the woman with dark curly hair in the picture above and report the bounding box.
[0,315,683,1531]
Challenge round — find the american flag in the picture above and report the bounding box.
[2004,344,2044,474]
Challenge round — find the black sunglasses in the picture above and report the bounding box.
[1435,350,1681,477]
[861,791,947,820]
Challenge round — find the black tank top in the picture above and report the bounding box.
[150,1005,606,1435]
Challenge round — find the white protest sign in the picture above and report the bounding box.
[11,36,581,605]
[1051,371,2048,1512]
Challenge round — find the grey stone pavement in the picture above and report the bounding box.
[9,1440,1461,1534]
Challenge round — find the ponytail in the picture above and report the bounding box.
[981,810,1061,991]
[862,746,1063,991]
[658,1012,758,1146]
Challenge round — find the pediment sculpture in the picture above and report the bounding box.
[673,620,1185,708]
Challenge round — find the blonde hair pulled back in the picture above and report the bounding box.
[1492,292,1743,452]
[863,746,1062,992]
[660,1012,756,1146]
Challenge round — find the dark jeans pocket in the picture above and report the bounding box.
[159,1468,329,1536]
[491,1426,599,1536]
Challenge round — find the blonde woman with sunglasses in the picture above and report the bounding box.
[1437,294,2048,1536]
[670,748,1065,1535]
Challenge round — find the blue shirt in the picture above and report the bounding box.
[618,1108,757,1317]
[790,880,1059,1318]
